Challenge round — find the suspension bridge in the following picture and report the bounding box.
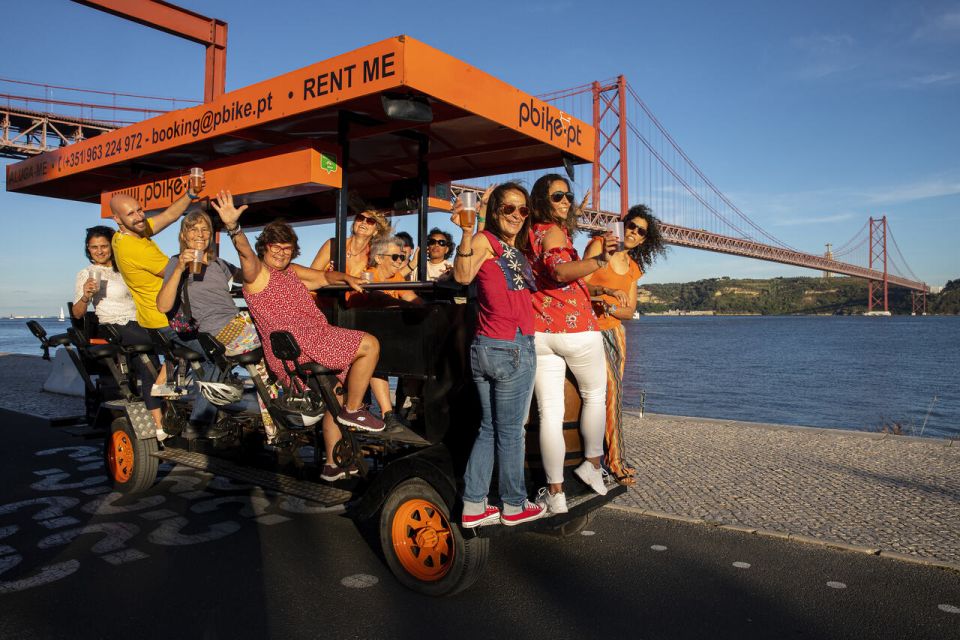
[1,10,929,315]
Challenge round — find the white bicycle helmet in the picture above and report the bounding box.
[197,380,245,406]
[274,394,324,427]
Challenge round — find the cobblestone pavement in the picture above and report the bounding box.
[0,353,84,419]
[617,411,960,568]
[2,354,958,570]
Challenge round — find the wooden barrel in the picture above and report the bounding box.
[525,370,585,470]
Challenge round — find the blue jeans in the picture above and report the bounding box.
[463,332,536,508]
[158,327,217,426]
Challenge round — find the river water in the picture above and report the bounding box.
[3,316,958,438]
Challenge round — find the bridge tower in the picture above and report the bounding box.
[591,76,629,217]
[822,243,833,278]
[911,290,927,316]
[868,216,888,313]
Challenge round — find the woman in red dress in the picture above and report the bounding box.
[211,191,384,481]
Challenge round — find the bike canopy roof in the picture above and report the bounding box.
[6,36,594,229]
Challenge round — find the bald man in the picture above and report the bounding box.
[110,189,199,329]
[110,183,218,438]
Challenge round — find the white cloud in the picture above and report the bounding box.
[911,9,960,42]
[788,33,861,79]
[902,71,960,87]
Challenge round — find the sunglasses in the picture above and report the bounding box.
[550,191,575,203]
[268,244,294,255]
[625,220,648,237]
[427,238,449,247]
[379,253,406,262]
[497,204,530,217]
[355,214,378,226]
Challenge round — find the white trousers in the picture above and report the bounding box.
[534,331,607,485]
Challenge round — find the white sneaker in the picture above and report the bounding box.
[574,461,609,496]
[155,428,169,442]
[535,487,568,514]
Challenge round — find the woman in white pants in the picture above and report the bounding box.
[526,173,618,513]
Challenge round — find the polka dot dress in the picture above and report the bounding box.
[244,267,363,385]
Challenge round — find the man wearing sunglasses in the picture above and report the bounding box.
[425,228,455,281]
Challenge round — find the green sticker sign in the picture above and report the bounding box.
[320,152,338,174]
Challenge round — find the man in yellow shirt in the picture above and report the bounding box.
[110,182,217,439]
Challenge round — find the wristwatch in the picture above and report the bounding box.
[226,225,242,238]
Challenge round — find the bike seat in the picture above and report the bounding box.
[171,346,204,362]
[124,342,155,354]
[47,334,72,348]
[230,348,263,366]
[87,344,122,359]
[301,362,340,376]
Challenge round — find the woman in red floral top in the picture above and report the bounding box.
[525,173,618,515]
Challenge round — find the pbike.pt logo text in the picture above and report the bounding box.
[518,99,582,149]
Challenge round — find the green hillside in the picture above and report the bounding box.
[637,276,959,315]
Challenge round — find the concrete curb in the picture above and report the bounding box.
[605,503,960,574]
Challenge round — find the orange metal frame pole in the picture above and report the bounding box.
[72,0,227,102]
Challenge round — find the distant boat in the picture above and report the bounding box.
[58,307,65,322]
[632,311,640,319]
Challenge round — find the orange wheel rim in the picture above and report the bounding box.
[390,498,453,582]
[106,431,133,483]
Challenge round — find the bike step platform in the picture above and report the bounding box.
[151,448,353,507]
[360,423,430,446]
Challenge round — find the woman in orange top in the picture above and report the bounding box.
[310,209,390,276]
[584,204,667,484]
[348,235,423,432]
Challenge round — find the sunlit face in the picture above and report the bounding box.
[184,219,212,251]
[264,243,295,270]
[494,189,528,243]
[375,242,405,277]
[623,217,649,250]
[87,236,112,266]
[113,199,149,237]
[353,213,379,238]
[427,234,449,261]
[547,179,572,222]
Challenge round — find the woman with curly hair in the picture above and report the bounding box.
[584,204,667,484]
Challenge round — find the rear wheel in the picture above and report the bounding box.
[379,478,488,596]
[103,417,158,494]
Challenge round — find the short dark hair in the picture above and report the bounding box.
[530,173,579,238]
[484,182,531,252]
[84,225,118,272]
[624,204,668,272]
[394,231,414,249]
[427,227,454,258]
[255,219,301,260]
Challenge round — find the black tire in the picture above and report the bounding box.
[379,478,488,596]
[103,416,159,494]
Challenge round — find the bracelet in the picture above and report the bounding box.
[186,191,199,200]
[226,224,242,238]
[456,248,474,258]
[80,296,90,304]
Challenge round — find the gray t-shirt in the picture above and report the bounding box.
[163,256,239,336]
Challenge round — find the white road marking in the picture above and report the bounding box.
[826,581,847,589]
[580,530,596,536]
[341,574,379,589]
[938,604,960,614]
[650,544,668,552]
[732,561,751,569]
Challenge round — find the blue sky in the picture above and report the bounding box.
[2,0,958,315]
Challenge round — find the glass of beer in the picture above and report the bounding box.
[189,242,206,275]
[189,167,204,194]
[605,220,624,253]
[87,268,100,293]
[459,191,477,228]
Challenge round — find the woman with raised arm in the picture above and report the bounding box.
[525,173,617,514]
[583,204,667,484]
[211,190,386,481]
[452,182,546,528]
[310,209,390,277]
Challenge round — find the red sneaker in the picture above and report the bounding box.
[461,504,500,529]
[500,500,547,526]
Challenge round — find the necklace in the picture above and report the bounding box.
[346,238,370,258]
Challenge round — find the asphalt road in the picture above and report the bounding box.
[1,411,958,640]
